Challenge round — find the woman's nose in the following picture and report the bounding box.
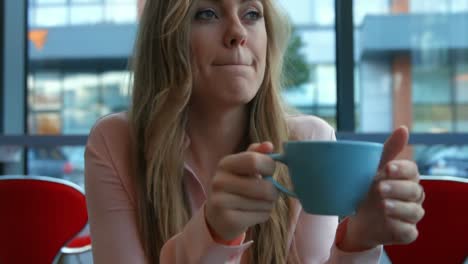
[223,18,247,48]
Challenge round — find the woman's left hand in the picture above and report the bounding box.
[339,126,426,251]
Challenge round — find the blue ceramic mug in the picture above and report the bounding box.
[265,140,383,216]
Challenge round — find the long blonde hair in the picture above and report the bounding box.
[129,0,297,263]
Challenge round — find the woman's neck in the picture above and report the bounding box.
[186,104,249,178]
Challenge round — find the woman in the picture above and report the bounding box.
[84,0,425,263]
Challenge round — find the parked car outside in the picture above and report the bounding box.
[416,146,468,179]
[28,147,74,178]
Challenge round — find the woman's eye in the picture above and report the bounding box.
[244,10,262,21]
[195,9,218,21]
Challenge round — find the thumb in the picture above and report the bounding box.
[378,126,409,171]
[247,141,274,154]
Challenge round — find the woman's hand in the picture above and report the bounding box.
[205,142,279,241]
[340,126,426,251]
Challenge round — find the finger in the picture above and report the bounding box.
[386,218,419,245]
[378,126,409,171]
[379,180,424,202]
[247,143,261,151]
[219,152,276,177]
[230,209,271,225]
[212,170,279,202]
[247,141,274,154]
[223,209,272,231]
[211,192,275,212]
[213,209,271,240]
[417,189,426,204]
[385,160,420,182]
[383,199,425,224]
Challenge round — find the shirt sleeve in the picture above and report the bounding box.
[160,203,253,264]
[294,212,382,263]
[85,122,147,264]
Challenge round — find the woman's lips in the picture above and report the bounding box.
[213,63,251,66]
[213,64,252,69]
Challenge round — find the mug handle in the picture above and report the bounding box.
[265,153,297,198]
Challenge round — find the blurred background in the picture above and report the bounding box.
[1,0,468,190]
[1,1,468,263]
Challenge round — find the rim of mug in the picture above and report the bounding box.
[284,140,383,148]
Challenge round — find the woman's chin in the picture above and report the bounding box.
[222,85,258,104]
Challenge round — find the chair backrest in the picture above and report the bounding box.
[0,176,88,264]
[384,176,468,264]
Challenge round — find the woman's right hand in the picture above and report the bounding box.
[205,142,279,241]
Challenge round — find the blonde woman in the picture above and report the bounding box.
[84,0,425,263]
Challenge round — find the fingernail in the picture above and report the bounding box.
[380,183,391,194]
[389,164,398,174]
[385,200,395,210]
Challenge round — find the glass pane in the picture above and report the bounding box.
[30,72,62,111]
[413,104,452,132]
[28,8,36,26]
[0,147,25,176]
[455,60,468,103]
[101,71,131,114]
[107,0,135,3]
[22,0,132,187]
[277,0,335,25]
[280,2,337,128]
[410,0,468,13]
[71,0,101,3]
[70,5,103,25]
[412,65,451,104]
[0,147,23,164]
[277,0,317,25]
[451,1,468,13]
[457,105,468,131]
[29,113,62,135]
[309,0,335,26]
[354,0,468,133]
[37,0,66,4]
[105,4,137,24]
[63,73,101,134]
[354,0,390,26]
[27,146,85,188]
[35,6,68,27]
[28,0,136,135]
[63,74,99,109]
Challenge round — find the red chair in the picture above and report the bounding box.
[384,176,468,264]
[56,229,92,263]
[0,176,88,264]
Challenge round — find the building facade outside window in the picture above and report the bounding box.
[29,0,137,27]
[22,0,468,186]
[354,0,468,177]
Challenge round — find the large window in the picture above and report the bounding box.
[1,0,467,182]
[354,0,468,133]
[354,0,468,178]
[27,70,131,186]
[24,0,339,185]
[26,1,136,186]
[278,0,337,127]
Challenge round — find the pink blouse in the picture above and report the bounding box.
[84,112,382,263]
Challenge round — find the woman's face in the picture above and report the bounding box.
[190,0,267,108]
